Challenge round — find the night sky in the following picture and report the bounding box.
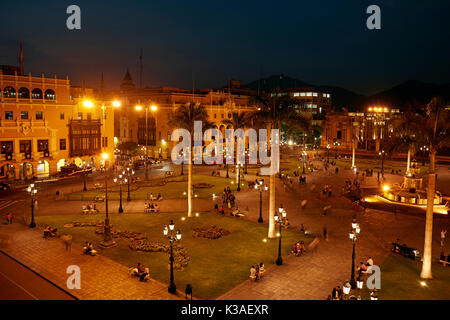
[1,0,449,95]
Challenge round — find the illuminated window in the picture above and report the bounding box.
[300,92,306,97]
[313,92,318,97]
[293,92,299,97]
[306,92,312,97]
[5,111,13,120]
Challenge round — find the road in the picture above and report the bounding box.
[0,250,76,300]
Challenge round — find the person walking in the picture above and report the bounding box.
[323,226,328,241]
[441,229,447,248]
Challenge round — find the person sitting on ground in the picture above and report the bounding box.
[156,193,162,200]
[259,262,265,276]
[283,218,290,229]
[255,264,260,280]
[292,243,298,256]
[249,265,256,280]
[300,223,305,233]
[83,241,96,255]
[358,262,368,274]
[214,203,219,212]
[219,205,225,215]
[211,170,215,176]
[299,240,305,255]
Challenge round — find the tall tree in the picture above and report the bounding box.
[252,94,312,238]
[389,108,422,172]
[415,97,450,279]
[168,102,213,217]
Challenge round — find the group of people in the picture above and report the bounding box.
[298,176,307,183]
[131,263,150,281]
[43,225,57,238]
[357,257,374,275]
[292,240,305,256]
[144,202,159,211]
[149,193,163,201]
[210,170,221,177]
[222,187,236,208]
[321,184,333,198]
[83,241,97,256]
[81,204,98,214]
[249,262,265,281]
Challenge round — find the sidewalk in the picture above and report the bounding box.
[0,223,183,300]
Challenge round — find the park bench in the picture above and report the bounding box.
[231,209,245,218]
[94,195,105,202]
[439,259,450,267]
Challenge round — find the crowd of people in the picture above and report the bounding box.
[83,241,97,256]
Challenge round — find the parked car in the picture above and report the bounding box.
[0,182,11,191]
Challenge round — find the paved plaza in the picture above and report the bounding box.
[0,156,449,300]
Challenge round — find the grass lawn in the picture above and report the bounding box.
[67,174,248,201]
[361,254,450,300]
[38,211,311,299]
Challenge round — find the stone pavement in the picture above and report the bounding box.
[218,159,449,300]
[0,223,183,300]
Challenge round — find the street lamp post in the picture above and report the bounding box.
[255,179,268,223]
[379,150,385,177]
[179,150,184,176]
[100,172,117,248]
[163,220,182,294]
[135,104,158,181]
[27,183,37,228]
[334,141,340,159]
[302,150,307,174]
[125,167,135,202]
[274,205,287,265]
[326,144,330,163]
[349,219,361,289]
[237,163,242,191]
[81,161,90,192]
[114,172,127,213]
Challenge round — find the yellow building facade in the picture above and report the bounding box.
[0,69,116,180]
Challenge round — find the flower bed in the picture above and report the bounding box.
[192,225,230,239]
[129,239,189,270]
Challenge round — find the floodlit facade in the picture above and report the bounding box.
[0,67,115,180]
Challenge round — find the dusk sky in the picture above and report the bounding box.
[1,0,449,95]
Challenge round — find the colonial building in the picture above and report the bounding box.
[320,107,401,153]
[108,71,258,159]
[0,66,115,180]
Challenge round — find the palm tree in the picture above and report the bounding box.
[252,94,312,238]
[389,109,421,173]
[168,102,214,217]
[222,111,255,174]
[414,97,450,279]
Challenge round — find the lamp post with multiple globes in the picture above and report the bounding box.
[274,205,287,265]
[254,179,268,223]
[349,219,361,289]
[163,220,182,294]
[27,183,37,228]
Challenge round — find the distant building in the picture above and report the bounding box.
[320,107,401,153]
[107,71,258,159]
[271,87,332,118]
